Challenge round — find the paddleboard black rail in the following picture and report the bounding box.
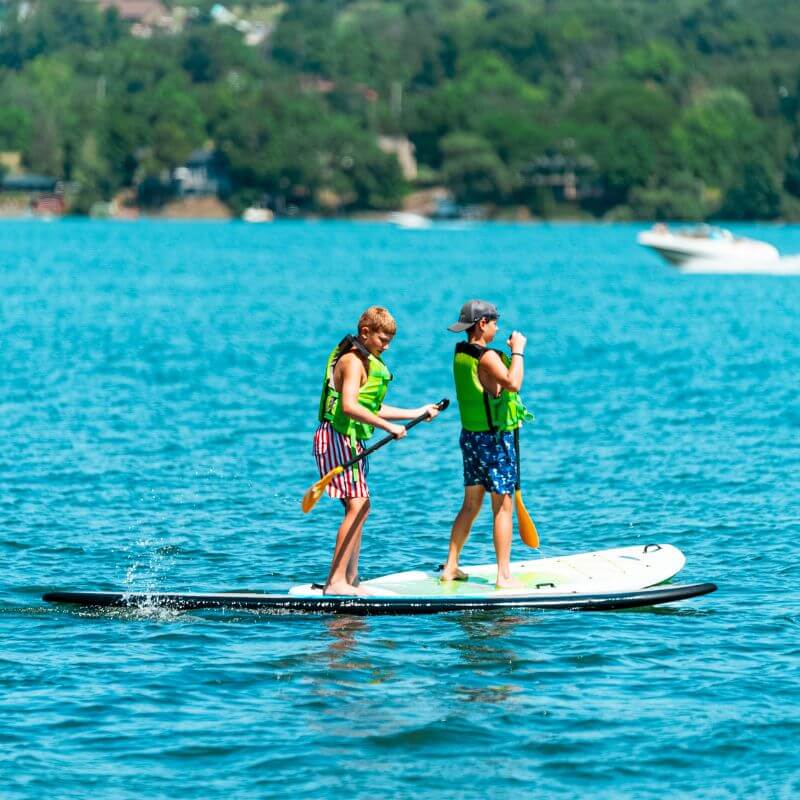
[42,583,717,616]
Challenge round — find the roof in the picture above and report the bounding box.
[2,174,59,192]
[97,0,169,22]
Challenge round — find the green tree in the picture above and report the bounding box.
[0,0,123,69]
[0,103,31,151]
[440,131,511,203]
[181,26,260,84]
[567,81,678,208]
[784,148,800,197]
[629,172,709,220]
[720,161,781,219]
[70,133,114,214]
[614,41,688,98]
[671,89,767,194]
[408,52,547,169]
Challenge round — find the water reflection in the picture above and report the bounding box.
[446,612,538,706]
[324,615,367,663]
[448,612,527,663]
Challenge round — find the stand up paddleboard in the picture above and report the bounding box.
[42,544,716,616]
[42,583,716,614]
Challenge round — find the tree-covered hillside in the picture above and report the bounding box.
[2,0,800,218]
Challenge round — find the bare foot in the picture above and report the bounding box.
[496,576,526,591]
[324,581,368,596]
[440,567,468,582]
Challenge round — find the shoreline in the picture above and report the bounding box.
[0,211,798,226]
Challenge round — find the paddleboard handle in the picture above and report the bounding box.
[644,544,662,553]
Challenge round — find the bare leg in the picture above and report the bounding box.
[325,498,370,596]
[346,518,363,586]
[441,485,485,580]
[491,492,523,588]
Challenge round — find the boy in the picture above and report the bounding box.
[442,300,532,588]
[314,306,440,596]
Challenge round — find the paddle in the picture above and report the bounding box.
[302,398,450,512]
[513,427,539,548]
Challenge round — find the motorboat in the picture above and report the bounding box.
[242,206,274,223]
[388,211,432,229]
[637,224,779,266]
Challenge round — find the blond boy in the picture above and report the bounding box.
[315,307,440,596]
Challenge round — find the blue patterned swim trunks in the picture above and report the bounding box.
[460,429,518,495]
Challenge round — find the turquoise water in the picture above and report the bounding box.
[2,219,799,799]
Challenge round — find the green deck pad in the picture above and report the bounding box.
[372,571,569,596]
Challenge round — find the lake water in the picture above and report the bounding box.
[2,219,799,799]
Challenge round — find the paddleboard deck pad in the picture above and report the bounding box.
[42,583,716,614]
[291,542,687,597]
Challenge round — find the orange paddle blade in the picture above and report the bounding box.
[301,466,344,513]
[515,490,540,548]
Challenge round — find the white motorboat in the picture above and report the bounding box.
[388,211,432,229]
[242,206,274,223]
[637,224,779,266]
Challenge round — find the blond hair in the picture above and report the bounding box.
[357,306,397,336]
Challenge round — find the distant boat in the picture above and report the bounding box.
[637,224,779,266]
[242,207,274,223]
[388,211,432,229]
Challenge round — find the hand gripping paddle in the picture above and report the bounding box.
[302,398,450,512]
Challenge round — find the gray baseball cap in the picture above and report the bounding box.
[447,299,500,332]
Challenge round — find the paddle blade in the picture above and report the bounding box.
[515,490,540,548]
[301,466,344,513]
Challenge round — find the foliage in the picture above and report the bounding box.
[440,131,511,203]
[0,0,799,219]
[719,162,782,220]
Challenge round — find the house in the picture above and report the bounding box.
[1,174,64,215]
[520,153,600,201]
[172,149,230,198]
[1,174,60,193]
[97,0,180,37]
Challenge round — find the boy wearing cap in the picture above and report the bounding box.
[443,300,532,588]
[315,306,441,596]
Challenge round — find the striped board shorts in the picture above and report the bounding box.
[313,421,369,499]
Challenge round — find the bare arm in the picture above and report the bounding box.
[337,354,406,437]
[378,403,441,421]
[478,331,526,393]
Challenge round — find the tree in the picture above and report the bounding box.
[784,148,800,197]
[720,162,781,219]
[671,89,768,194]
[407,52,547,169]
[567,80,678,209]
[0,103,31,151]
[440,132,511,203]
[629,172,709,220]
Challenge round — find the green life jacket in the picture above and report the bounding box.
[318,335,393,442]
[453,341,533,433]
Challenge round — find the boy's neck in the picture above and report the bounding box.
[468,334,490,348]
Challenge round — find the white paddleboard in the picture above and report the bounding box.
[290,543,685,598]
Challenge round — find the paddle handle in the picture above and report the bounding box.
[342,398,449,469]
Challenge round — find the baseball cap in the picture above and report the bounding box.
[447,300,500,332]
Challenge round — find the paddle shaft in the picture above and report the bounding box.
[340,398,449,471]
[513,426,540,547]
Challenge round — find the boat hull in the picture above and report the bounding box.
[637,230,779,266]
